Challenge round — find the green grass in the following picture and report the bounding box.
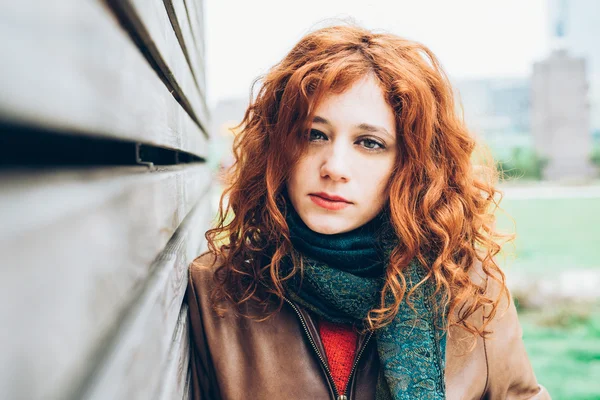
[495,197,600,275]
[520,307,600,399]
[492,193,600,399]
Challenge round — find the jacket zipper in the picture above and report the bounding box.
[343,330,373,398]
[283,297,340,399]
[283,297,373,400]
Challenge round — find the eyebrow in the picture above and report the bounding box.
[312,116,394,140]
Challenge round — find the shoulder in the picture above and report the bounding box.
[186,250,226,315]
[463,259,550,398]
[469,258,516,339]
[188,250,223,289]
[444,257,513,374]
[446,258,510,331]
[190,250,222,272]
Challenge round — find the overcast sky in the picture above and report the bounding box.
[203,0,550,108]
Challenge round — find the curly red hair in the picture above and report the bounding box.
[206,23,514,339]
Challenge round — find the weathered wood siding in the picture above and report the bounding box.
[0,1,211,399]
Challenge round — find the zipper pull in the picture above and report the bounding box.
[337,396,348,400]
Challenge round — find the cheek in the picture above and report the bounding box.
[287,157,310,194]
[360,160,394,197]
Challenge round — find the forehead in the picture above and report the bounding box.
[312,75,396,135]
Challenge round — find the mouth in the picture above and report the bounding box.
[309,192,352,211]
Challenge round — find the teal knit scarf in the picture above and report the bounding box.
[281,205,447,399]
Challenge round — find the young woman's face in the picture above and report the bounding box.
[286,74,397,234]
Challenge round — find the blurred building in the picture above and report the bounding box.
[454,1,599,181]
[454,78,530,134]
[527,0,598,180]
[532,49,595,180]
[454,78,532,158]
[548,0,600,134]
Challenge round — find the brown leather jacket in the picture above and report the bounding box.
[185,252,551,400]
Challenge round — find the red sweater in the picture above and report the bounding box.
[317,318,359,394]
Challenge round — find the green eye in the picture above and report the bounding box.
[309,129,327,141]
[358,138,384,150]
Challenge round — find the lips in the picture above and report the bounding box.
[309,192,351,211]
[311,192,350,203]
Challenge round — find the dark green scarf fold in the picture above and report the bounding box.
[282,205,447,399]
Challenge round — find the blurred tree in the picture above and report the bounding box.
[497,147,548,180]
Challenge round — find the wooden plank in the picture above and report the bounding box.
[81,193,213,400]
[0,2,207,157]
[186,0,207,91]
[184,0,206,65]
[116,0,210,130]
[166,0,207,98]
[153,304,191,400]
[0,165,213,400]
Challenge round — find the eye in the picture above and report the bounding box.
[357,138,385,150]
[308,129,328,141]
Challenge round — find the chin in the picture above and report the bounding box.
[302,214,354,235]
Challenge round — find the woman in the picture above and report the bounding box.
[186,24,550,399]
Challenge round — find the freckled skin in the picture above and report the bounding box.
[286,74,398,234]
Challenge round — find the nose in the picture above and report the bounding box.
[320,143,350,182]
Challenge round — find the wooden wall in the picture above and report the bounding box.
[0,1,212,399]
